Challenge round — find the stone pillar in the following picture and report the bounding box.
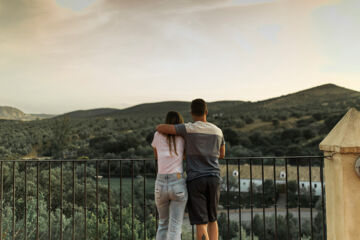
[319,108,360,240]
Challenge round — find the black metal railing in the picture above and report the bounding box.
[0,157,326,240]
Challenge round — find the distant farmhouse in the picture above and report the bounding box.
[220,164,323,196]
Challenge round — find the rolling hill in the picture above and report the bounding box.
[252,84,360,109]
[0,106,54,121]
[3,83,359,121]
[61,101,247,119]
[61,83,360,119]
[1,83,359,159]
[61,108,119,119]
[0,106,27,120]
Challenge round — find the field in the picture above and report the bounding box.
[100,177,156,194]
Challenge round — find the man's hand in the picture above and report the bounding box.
[156,124,177,135]
[219,145,225,159]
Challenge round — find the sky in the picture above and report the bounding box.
[0,0,359,114]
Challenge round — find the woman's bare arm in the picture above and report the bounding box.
[153,147,158,160]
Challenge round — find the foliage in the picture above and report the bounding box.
[0,163,157,240]
[218,212,258,240]
[250,213,315,240]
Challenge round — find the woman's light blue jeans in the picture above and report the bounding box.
[155,173,188,240]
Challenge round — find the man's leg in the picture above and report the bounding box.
[187,178,210,239]
[207,221,218,240]
[207,177,220,240]
[196,224,209,240]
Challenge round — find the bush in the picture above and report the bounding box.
[234,120,246,128]
[244,117,254,124]
[223,128,239,146]
[296,119,313,128]
[312,113,323,121]
[281,129,302,140]
[218,212,258,240]
[302,129,316,139]
[229,145,256,157]
[259,115,273,122]
[272,119,280,127]
[278,114,288,121]
[249,132,270,146]
[323,114,343,132]
[250,213,306,240]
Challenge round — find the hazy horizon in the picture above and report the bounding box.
[0,82,356,115]
[1,0,359,114]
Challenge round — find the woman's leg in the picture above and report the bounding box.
[168,181,188,240]
[156,185,170,240]
[168,197,187,240]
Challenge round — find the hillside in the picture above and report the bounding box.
[61,83,359,119]
[0,106,26,120]
[0,106,55,121]
[0,83,359,159]
[112,101,247,118]
[61,101,247,119]
[253,84,359,109]
[62,108,119,119]
[2,83,359,122]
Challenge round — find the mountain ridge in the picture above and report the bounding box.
[2,83,359,120]
[0,106,55,121]
[62,83,358,119]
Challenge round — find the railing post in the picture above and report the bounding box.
[320,108,360,240]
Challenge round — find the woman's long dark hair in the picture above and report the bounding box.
[165,111,184,155]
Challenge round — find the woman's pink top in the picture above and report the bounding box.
[151,131,185,174]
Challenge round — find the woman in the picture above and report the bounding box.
[151,111,187,240]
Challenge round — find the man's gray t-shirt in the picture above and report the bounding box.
[175,121,225,182]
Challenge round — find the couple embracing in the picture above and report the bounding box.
[151,99,226,240]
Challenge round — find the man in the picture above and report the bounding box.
[157,99,225,240]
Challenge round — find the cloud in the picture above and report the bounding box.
[163,0,278,15]
[312,0,360,73]
[258,24,282,43]
[55,0,97,11]
[1,0,356,114]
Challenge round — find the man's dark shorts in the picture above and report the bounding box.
[187,176,220,225]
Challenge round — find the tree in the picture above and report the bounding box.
[302,129,315,139]
[323,114,343,133]
[281,129,301,140]
[223,128,239,146]
[313,197,326,240]
[272,119,280,127]
[51,117,72,159]
[312,113,323,121]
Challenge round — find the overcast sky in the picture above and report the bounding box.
[0,0,359,114]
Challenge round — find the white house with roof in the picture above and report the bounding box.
[220,164,324,196]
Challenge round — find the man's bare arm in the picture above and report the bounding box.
[156,124,177,135]
[219,145,225,159]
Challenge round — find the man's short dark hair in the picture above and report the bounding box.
[191,99,207,116]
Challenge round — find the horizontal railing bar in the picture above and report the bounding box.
[0,155,325,162]
[223,156,324,160]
